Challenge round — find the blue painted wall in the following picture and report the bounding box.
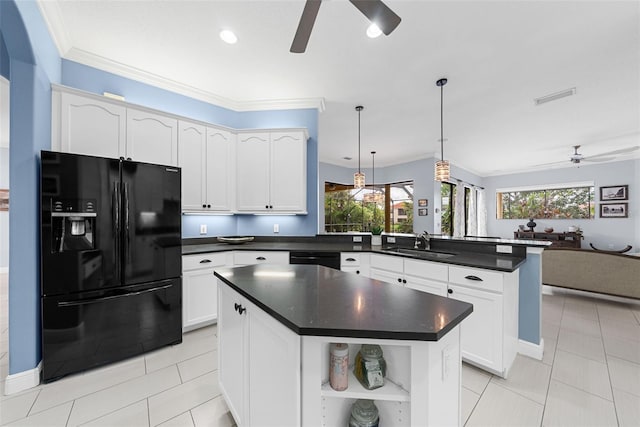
[1,0,61,375]
[0,33,9,79]
[518,250,542,344]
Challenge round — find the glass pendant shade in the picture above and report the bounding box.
[354,172,365,188]
[435,160,450,182]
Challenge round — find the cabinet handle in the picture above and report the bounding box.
[397,278,402,283]
[402,279,407,284]
[270,205,273,209]
[356,270,360,275]
[345,258,356,262]
[202,204,206,208]
[256,256,266,261]
[448,288,453,294]
[199,259,212,264]
[234,303,240,312]
[265,205,269,209]
[238,306,246,315]
[207,204,211,208]
[465,275,483,282]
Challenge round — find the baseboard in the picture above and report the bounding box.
[518,338,544,360]
[0,267,7,274]
[4,361,41,395]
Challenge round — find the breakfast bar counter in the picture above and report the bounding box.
[214,264,473,426]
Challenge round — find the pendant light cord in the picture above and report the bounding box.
[440,84,444,161]
[358,107,362,173]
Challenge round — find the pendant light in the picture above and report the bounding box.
[354,106,365,188]
[370,151,384,203]
[435,78,450,182]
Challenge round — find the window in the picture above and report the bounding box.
[324,181,414,233]
[441,182,455,236]
[496,183,595,219]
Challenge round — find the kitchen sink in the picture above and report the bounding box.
[382,247,456,259]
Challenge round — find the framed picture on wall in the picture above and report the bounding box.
[418,199,428,207]
[600,203,628,218]
[0,189,8,211]
[600,185,628,201]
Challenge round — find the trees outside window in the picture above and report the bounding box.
[497,186,594,219]
[324,181,413,233]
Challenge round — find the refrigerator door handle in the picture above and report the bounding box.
[57,283,173,307]
[113,182,121,279]
[124,182,131,263]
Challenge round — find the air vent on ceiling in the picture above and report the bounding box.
[534,87,576,106]
[343,156,352,160]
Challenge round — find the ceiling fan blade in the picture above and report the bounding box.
[349,0,401,35]
[290,0,322,53]
[588,146,639,158]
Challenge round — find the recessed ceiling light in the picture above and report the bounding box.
[343,156,352,161]
[220,30,238,44]
[366,23,382,39]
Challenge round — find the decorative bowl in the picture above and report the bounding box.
[217,236,255,245]
[544,227,554,233]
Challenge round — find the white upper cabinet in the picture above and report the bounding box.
[58,91,126,159]
[206,127,235,211]
[178,121,206,210]
[126,108,178,166]
[236,130,308,213]
[178,121,236,212]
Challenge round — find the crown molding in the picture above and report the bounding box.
[37,0,71,56]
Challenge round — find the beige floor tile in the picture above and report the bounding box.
[0,390,40,425]
[145,336,216,374]
[557,329,606,363]
[156,411,195,427]
[632,309,640,325]
[148,371,221,426]
[563,301,599,322]
[465,382,543,427]
[491,354,551,404]
[600,319,640,343]
[177,350,218,383]
[542,337,557,366]
[613,387,640,427]
[3,402,73,427]
[542,379,617,427]
[542,320,560,342]
[190,395,235,427]
[461,363,492,395]
[607,356,640,397]
[542,306,563,326]
[597,304,638,325]
[603,334,640,364]
[67,365,181,426]
[81,400,149,427]
[32,356,146,414]
[560,313,601,338]
[551,350,612,400]
[461,387,480,426]
[183,326,217,343]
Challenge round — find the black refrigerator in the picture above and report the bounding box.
[40,150,182,382]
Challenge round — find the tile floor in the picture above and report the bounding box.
[1,272,640,426]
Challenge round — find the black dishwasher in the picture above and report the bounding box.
[289,251,341,270]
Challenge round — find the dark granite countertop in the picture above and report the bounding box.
[182,241,527,272]
[214,264,474,341]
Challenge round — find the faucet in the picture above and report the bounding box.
[414,231,431,250]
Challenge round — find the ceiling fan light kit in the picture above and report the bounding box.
[435,78,451,182]
[291,0,401,53]
[354,105,366,189]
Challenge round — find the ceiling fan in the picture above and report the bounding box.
[290,0,402,53]
[569,144,639,164]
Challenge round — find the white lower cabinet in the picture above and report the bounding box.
[182,252,232,332]
[233,251,289,267]
[369,254,448,296]
[340,253,371,277]
[447,266,518,378]
[218,282,301,427]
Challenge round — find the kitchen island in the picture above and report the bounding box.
[214,264,473,427]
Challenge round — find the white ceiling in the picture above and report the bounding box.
[38,0,640,176]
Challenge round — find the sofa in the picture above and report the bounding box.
[542,248,640,299]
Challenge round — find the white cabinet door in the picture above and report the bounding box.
[233,251,289,267]
[206,127,235,211]
[178,121,206,210]
[236,133,270,211]
[218,283,247,426]
[183,268,217,330]
[270,131,307,212]
[370,267,402,286]
[448,284,503,373]
[60,92,126,158]
[248,299,300,426]
[405,275,448,297]
[126,108,178,166]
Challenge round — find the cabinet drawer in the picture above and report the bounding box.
[370,254,404,273]
[341,253,362,267]
[404,259,448,282]
[449,266,504,293]
[183,252,228,271]
[234,251,289,266]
